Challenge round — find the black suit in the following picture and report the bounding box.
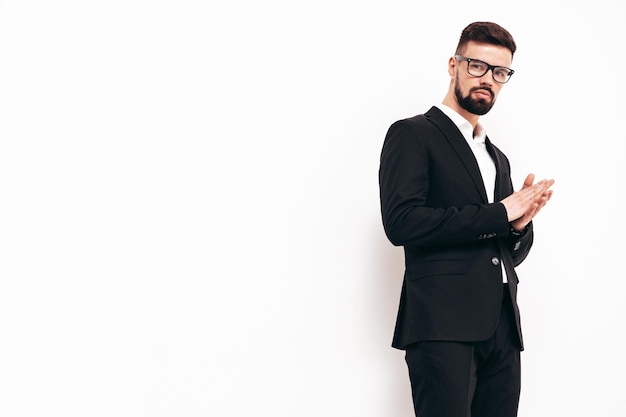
[379,106,533,416]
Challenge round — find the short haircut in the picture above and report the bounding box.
[455,22,517,57]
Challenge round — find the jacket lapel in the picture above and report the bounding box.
[485,138,508,201]
[425,107,489,203]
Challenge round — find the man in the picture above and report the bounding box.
[378,22,554,417]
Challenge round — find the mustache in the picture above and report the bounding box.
[470,86,494,98]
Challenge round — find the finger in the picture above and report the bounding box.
[525,203,539,220]
[521,181,550,201]
[522,173,535,189]
[531,194,552,217]
[536,187,554,204]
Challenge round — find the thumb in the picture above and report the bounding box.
[522,173,535,189]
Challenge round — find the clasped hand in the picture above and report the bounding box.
[501,173,554,232]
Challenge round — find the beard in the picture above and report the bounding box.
[454,81,495,116]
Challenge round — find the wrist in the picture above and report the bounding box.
[510,224,529,237]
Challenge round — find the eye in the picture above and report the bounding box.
[494,67,509,78]
[469,61,487,72]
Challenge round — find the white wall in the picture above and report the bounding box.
[1,1,623,416]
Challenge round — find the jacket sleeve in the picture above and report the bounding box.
[379,119,510,248]
[507,222,534,267]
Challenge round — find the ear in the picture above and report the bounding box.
[447,56,457,78]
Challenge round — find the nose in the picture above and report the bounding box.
[479,69,494,86]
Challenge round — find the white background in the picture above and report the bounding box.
[1,1,624,416]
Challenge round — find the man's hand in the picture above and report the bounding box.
[500,173,554,231]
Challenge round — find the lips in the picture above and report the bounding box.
[473,88,493,100]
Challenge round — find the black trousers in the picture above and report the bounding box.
[405,285,521,417]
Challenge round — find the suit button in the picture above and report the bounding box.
[491,257,500,266]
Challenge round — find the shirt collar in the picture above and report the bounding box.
[436,104,487,144]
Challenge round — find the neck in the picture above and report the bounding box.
[441,94,480,130]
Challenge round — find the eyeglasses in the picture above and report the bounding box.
[454,55,514,84]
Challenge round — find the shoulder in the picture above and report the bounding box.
[385,107,451,146]
[386,108,444,137]
[389,106,446,129]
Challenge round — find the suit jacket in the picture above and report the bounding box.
[379,106,533,350]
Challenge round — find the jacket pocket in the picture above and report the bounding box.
[409,259,467,280]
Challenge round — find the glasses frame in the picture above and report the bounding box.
[454,55,514,84]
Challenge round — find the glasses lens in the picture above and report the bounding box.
[493,67,511,83]
[467,60,488,77]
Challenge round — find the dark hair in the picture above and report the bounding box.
[455,22,517,56]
